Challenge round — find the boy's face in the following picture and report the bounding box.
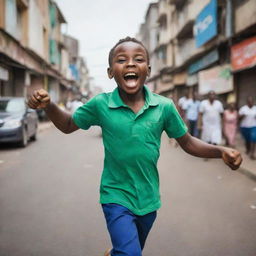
[108,42,151,95]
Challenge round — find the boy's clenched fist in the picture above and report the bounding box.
[222,148,242,170]
[28,89,50,109]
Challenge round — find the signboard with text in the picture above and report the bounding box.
[194,0,217,48]
[231,37,256,71]
[199,65,233,95]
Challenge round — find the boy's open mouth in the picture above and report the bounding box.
[123,73,139,87]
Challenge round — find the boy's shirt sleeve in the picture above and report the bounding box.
[72,96,100,130]
[164,100,188,138]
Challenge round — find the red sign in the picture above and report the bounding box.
[231,37,256,71]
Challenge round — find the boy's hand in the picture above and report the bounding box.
[28,89,50,109]
[222,148,242,170]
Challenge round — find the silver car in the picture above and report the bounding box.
[0,97,38,147]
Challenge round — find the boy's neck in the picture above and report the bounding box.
[118,87,145,105]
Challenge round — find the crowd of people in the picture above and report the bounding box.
[177,91,256,160]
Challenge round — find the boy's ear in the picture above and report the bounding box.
[147,65,151,77]
[107,67,113,79]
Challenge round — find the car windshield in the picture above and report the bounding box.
[0,99,25,113]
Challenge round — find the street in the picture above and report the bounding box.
[0,126,256,256]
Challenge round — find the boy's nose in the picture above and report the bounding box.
[126,59,136,67]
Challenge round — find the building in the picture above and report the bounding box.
[0,0,90,105]
[138,0,256,106]
[231,0,256,107]
[63,34,91,100]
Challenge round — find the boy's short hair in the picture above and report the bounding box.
[108,36,150,66]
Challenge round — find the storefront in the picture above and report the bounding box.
[198,64,233,104]
[231,36,256,107]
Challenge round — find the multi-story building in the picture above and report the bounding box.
[63,34,91,100]
[0,0,88,105]
[139,0,256,106]
[137,2,159,92]
[231,0,256,107]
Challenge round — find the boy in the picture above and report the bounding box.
[28,37,242,256]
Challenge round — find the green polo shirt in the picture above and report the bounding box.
[72,86,187,215]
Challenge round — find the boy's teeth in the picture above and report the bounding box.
[124,73,136,77]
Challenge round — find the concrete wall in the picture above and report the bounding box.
[148,6,158,54]
[235,0,256,34]
[174,38,203,67]
[5,0,19,39]
[28,0,44,59]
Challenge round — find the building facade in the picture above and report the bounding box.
[138,0,256,106]
[0,0,91,105]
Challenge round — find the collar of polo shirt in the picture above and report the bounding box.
[108,85,159,109]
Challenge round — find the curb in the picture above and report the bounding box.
[238,167,256,182]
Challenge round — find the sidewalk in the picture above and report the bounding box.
[37,121,256,181]
[38,121,53,133]
[235,134,256,181]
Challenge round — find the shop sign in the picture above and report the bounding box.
[0,67,9,81]
[199,65,233,95]
[231,37,256,71]
[188,49,219,75]
[194,0,217,48]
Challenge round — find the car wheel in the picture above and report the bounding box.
[31,128,37,141]
[20,127,28,147]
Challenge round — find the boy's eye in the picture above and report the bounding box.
[135,58,144,62]
[117,59,126,63]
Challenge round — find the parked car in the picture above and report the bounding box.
[0,97,38,147]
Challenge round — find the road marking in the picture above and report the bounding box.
[0,160,4,164]
[253,187,256,192]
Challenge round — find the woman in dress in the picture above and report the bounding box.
[223,103,238,147]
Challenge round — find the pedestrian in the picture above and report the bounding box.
[223,102,238,147]
[66,96,83,114]
[27,37,242,256]
[198,91,224,145]
[185,91,200,137]
[239,96,256,160]
[178,89,190,120]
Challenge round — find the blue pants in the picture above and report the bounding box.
[102,203,157,256]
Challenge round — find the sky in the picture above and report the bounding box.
[55,0,156,92]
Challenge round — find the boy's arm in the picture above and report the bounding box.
[176,133,242,170]
[44,102,79,134]
[28,89,79,134]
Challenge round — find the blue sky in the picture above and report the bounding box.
[55,0,156,92]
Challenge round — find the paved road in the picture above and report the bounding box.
[0,127,256,256]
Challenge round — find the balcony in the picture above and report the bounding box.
[158,27,170,46]
[17,0,28,9]
[174,0,209,40]
[169,0,187,9]
[158,0,169,23]
[235,0,256,34]
[174,38,204,67]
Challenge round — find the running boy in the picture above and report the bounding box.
[28,37,242,256]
